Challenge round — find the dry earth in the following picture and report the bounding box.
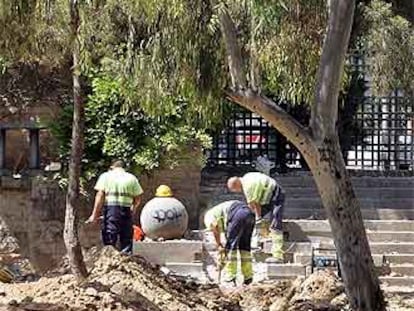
[0,247,412,311]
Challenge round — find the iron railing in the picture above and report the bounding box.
[206,96,414,172]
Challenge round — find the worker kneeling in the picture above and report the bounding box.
[204,200,255,286]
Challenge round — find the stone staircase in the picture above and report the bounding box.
[198,170,414,287]
[200,171,414,220]
[132,171,414,288]
[263,220,414,288]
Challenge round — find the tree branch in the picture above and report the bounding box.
[227,90,316,161]
[220,8,316,162]
[219,8,246,90]
[310,0,355,142]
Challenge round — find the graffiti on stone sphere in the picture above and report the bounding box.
[152,207,183,223]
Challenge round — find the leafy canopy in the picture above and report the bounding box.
[50,73,211,178]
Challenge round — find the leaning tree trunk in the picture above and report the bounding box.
[305,137,385,311]
[63,0,88,279]
[218,0,386,309]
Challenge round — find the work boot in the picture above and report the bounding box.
[222,277,237,287]
[268,230,284,262]
[243,278,253,286]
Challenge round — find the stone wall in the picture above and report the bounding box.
[0,157,202,272]
[0,177,100,272]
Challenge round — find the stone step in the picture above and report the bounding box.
[289,208,414,220]
[164,262,205,278]
[266,263,306,278]
[380,276,414,287]
[284,197,414,210]
[284,220,414,233]
[285,187,414,199]
[133,240,203,265]
[295,253,414,266]
[388,264,414,276]
[201,175,414,188]
[323,242,414,254]
[288,231,414,243]
[278,176,414,188]
[263,241,414,255]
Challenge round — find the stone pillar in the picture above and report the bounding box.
[29,129,40,169]
[0,129,6,170]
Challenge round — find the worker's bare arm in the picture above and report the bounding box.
[211,224,224,250]
[86,190,105,224]
[248,201,262,219]
[131,194,143,216]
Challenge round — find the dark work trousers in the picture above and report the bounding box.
[101,205,133,253]
[225,202,255,252]
[261,187,285,232]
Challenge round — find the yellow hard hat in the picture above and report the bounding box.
[155,185,173,197]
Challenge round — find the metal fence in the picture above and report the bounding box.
[346,95,414,171]
[206,96,414,172]
[206,109,304,170]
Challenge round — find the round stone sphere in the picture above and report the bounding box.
[140,197,189,240]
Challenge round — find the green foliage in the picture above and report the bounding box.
[49,73,212,179]
[253,0,327,104]
[364,0,414,96]
[0,0,71,65]
[79,0,228,128]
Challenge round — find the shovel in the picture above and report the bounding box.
[217,249,226,283]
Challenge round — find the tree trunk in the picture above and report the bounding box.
[63,0,87,279]
[219,0,386,308]
[305,136,385,311]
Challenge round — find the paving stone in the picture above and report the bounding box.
[379,276,414,287]
[133,240,203,265]
[164,262,206,279]
[266,263,306,278]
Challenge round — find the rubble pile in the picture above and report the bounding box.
[0,247,239,311]
[0,249,412,311]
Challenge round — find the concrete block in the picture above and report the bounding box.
[0,176,31,190]
[389,264,414,276]
[262,241,313,254]
[384,254,414,265]
[317,242,414,255]
[285,198,414,211]
[361,209,414,220]
[294,253,414,267]
[379,276,414,287]
[133,240,203,265]
[367,231,414,243]
[284,220,414,235]
[266,263,306,278]
[364,220,414,232]
[165,262,205,278]
[369,242,414,254]
[287,231,414,244]
[276,176,414,188]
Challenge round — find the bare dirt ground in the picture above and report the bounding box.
[0,247,412,311]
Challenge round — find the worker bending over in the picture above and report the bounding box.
[227,172,285,263]
[87,160,143,253]
[204,200,255,286]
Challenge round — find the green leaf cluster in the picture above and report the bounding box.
[50,73,212,179]
[364,0,414,96]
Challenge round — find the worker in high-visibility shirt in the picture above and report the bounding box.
[86,160,143,253]
[227,172,285,263]
[204,200,255,286]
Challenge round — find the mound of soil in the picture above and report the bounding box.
[1,248,412,311]
[0,247,239,311]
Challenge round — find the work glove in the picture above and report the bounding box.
[254,218,270,239]
[217,245,226,267]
